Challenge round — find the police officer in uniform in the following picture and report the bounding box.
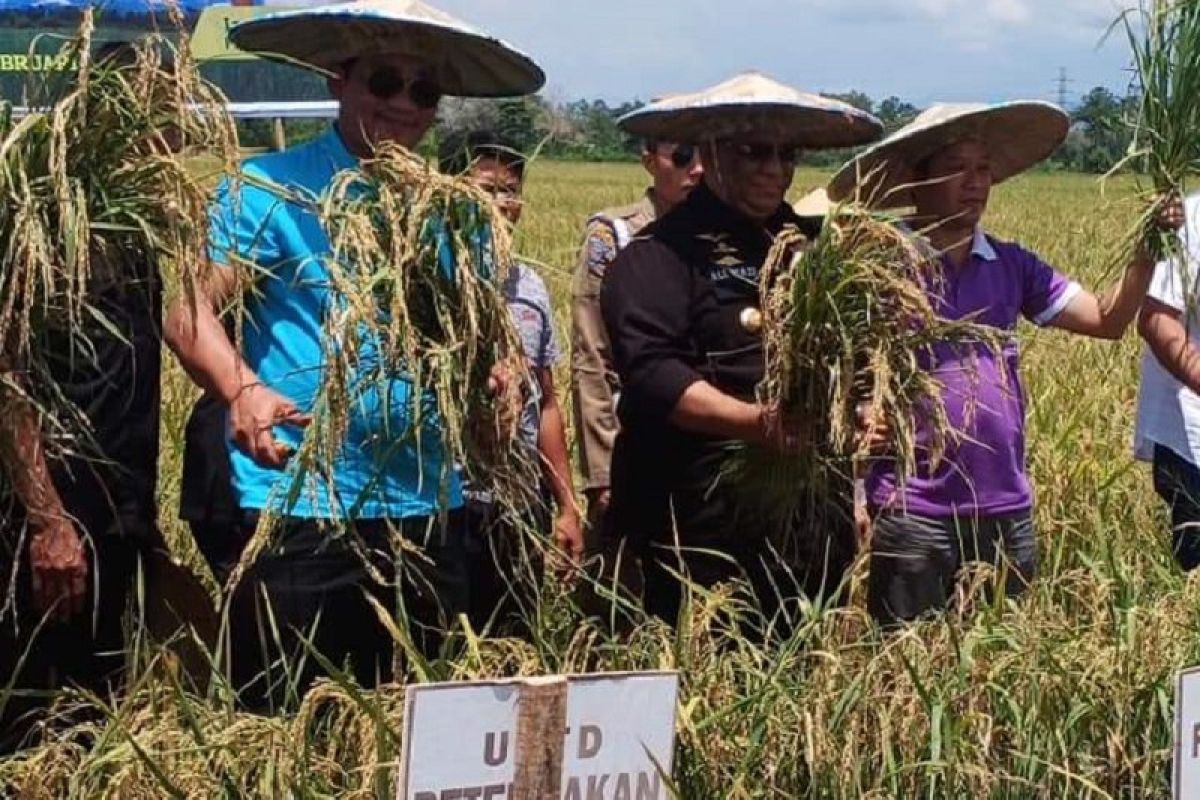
[571,137,703,532]
[600,72,883,626]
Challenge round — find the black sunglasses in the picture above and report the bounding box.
[727,142,801,165]
[363,66,443,110]
[669,143,697,169]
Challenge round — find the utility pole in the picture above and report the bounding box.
[1056,67,1071,110]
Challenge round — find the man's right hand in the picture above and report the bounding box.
[228,383,312,468]
[855,402,891,455]
[28,516,88,623]
[757,402,812,454]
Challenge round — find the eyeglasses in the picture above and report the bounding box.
[726,142,801,165]
[362,66,443,110]
[669,143,697,169]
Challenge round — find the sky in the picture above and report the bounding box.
[438,0,1139,108]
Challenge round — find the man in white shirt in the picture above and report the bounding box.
[1136,193,1200,570]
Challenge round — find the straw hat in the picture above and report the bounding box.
[827,101,1069,208]
[618,71,883,149]
[228,0,545,97]
[793,187,831,219]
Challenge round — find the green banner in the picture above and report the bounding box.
[0,3,327,104]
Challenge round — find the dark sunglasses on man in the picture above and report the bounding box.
[362,65,443,110]
[667,143,697,169]
[726,141,802,165]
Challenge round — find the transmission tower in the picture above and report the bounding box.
[1056,67,1072,109]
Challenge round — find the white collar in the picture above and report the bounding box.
[896,221,998,262]
[971,228,998,262]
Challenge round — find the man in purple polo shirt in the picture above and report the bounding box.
[829,102,1183,625]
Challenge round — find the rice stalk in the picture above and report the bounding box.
[735,205,1004,531]
[0,11,237,636]
[315,142,535,510]
[0,9,237,461]
[1116,0,1200,263]
[221,144,540,591]
[1,118,1185,800]
[1,554,1190,798]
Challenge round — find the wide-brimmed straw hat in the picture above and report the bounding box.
[618,71,883,149]
[793,187,831,219]
[827,100,1069,208]
[228,0,545,97]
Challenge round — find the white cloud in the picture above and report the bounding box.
[436,0,1135,103]
[985,0,1032,25]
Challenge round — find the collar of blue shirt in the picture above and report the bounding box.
[320,125,359,172]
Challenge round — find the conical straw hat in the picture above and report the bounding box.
[618,71,883,149]
[793,187,831,219]
[827,101,1069,208]
[229,0,545,97]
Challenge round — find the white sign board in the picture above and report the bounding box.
[1177,667,1200,799]
[397,671,678,800]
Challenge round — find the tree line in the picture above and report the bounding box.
[0,12,1140,172]
[425,86,1138,174]
[0,11,1140,173]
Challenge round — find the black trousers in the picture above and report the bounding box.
[867,511,1037,626]
[1152,444,1200,572]
[223,510,468,713]
[612,444,855,631]
[462,496,549,638]
[0,528,149,753]
[640,509,855,631]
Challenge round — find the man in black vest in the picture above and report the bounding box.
[601,72,883,626]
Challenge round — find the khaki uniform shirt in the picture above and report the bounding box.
[570,190,657,491]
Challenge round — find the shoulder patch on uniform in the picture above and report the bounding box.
[584,219,620,279]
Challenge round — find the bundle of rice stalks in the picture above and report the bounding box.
[1117,0,1200,261]
[735,206,1003,529]
[0,10,237,443]
[227,141,538,534]
[0,678,409,798]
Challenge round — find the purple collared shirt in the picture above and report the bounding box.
[867,229,1081,518]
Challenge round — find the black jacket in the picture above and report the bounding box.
[599,184,820,544]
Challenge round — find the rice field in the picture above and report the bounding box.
[5,160,1199,798]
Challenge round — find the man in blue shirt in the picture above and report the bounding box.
[165,0,544,709]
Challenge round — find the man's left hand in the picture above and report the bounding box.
[1137,192,1188,265]
[1154,192,1186,234]
[483,360,525,440]
[553,509,584,573]
[854,501,873,550]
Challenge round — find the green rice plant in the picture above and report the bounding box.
[0,559,1193,798]
[314,142,536,510]
[734,207,1003,531]
[219,144,542,597]
[1116,0,1200,261]
[3,156,1191,799]
[0,10,236,623]
[0,9,237,456]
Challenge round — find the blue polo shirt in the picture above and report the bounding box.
[208,127,463,519]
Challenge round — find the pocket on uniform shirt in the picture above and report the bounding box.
[701,342,764,390]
